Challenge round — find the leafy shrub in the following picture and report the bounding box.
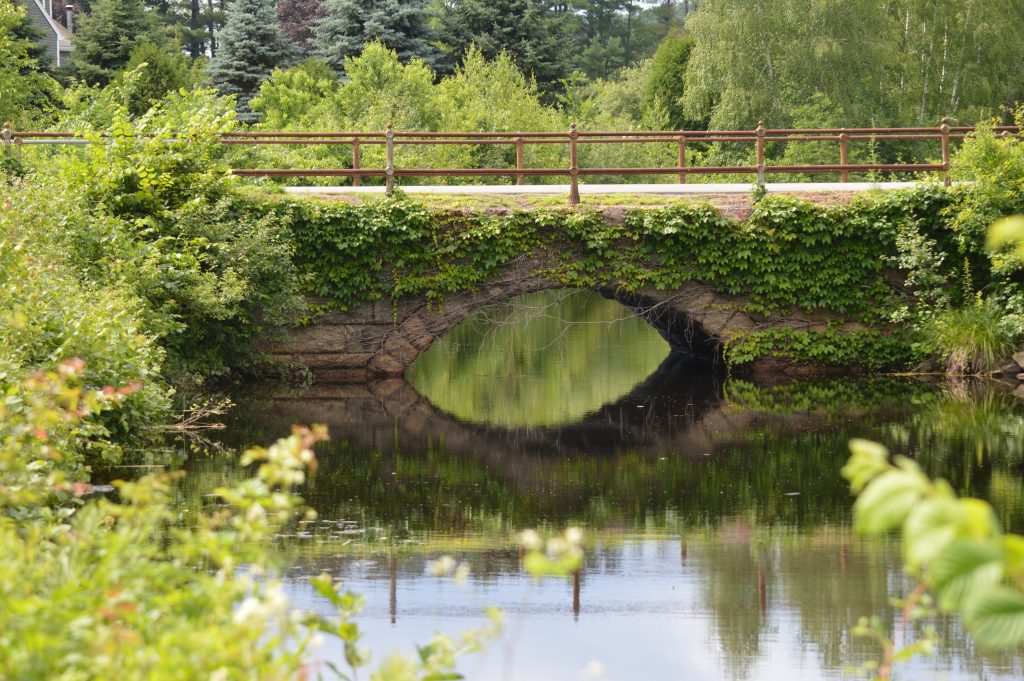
[30,83,306,379]
[0,361,327,678]
[0,367,516,681]
[0,192,169,439]
[922,298,1016,375]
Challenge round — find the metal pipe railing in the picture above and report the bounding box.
[5,120,1023,207]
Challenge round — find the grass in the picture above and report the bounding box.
[924,300,1016,375]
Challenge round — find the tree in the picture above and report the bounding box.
[70,0,166,84]
[888,0,1024,124]
[312,0,439,73]
[435,0,571,96]
[0,0,58,128]
[644,31,700,130]
[682,0,896,130]
[249,57,337,129]
[206,0,294,120]
[117,41,205,115]
[277,0,325,55]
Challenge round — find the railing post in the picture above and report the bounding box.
[515,136,524,185]
[352,136,361,187]
[2,121,11,161]
[940,116,951,188]
[568,123,580,208]
[385,123,395,196]
[839,129,848,183]
[755,120,766,186]
[677,135,687,184]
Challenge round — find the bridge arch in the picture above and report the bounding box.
[270,261,767,382]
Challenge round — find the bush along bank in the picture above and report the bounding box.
[237,179,1023,376]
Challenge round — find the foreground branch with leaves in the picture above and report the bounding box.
[842,438,1024,678]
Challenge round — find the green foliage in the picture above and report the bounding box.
[0,361,131,511]
[435,0,572,95]
[627,196,900,316]
[69,0,166,85]
[0,0,59,128]
[724,328,921,371]
[206,0,295,120]
[312,0,439,72]
[117,42,207,116]
[518,527,585,577]
[683,0,1024,130]
[843,439,1024,652]
[31,85,304,379]
[921,298,1017,375]
[60,85,236,216]
[1,190,169,440]
[248,43,568,185]
[645,31,698,131]
[249,58,338,129]
[0,361,328,679]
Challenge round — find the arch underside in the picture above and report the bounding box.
[269,261,771,383]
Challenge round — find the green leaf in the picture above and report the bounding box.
[929,539,1003,612]
[902,498,963,571]
[853,466,929,534]
[842,439,890,493]
[986,215,1024,256]
[965,586,1024,649]
[311,573,343,608]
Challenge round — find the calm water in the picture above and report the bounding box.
[193,289,1024,680]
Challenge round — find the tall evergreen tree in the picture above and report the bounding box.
[70,0,165,84]
[206,0,294,120]
[312,0,438,72]
[436,0,571,96]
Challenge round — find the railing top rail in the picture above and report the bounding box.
[9,124,1023,142]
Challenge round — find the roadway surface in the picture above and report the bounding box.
[283,181,927,196]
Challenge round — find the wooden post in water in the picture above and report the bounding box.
[515,136,525,185]
[572,569,581,620]
[352,136,361,187]
[839,129,849,183]
[389,554,397,624]
[755,120,766,187]
[385,123,395,196]
[568,123,580,208]
[940,117,951,187]
[678,135,687,184]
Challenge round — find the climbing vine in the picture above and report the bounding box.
[234,183,1005,370]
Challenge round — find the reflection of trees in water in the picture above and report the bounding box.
[179,374,1024,680]
[191,376,1024,538]
[695,526,769,680]
[407,289,672,427]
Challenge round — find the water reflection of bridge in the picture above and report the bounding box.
[269,353,747,461]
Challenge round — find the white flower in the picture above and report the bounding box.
[565,527,583,546]
[519,529,542,551]
[428,555,457,577]
[233,596,262,625]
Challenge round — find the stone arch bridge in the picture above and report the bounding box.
[270,257,858,383]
